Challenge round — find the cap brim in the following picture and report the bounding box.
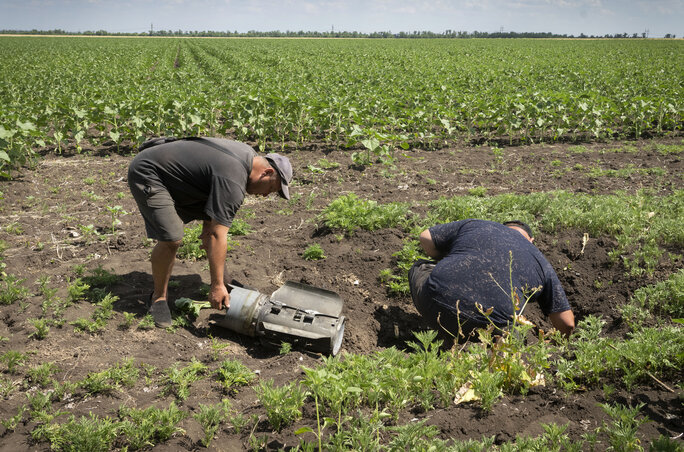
[279,184,290,200]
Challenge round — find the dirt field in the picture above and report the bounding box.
[0,137,682,450]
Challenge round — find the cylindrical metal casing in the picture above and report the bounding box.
[215,286,268,336]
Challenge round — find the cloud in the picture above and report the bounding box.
[635,0,684,14]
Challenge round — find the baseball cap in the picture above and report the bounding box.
[503,220,533,238]
[264,153,293,200]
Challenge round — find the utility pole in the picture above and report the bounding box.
[150,23,154,35]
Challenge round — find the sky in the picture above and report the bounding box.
[1,0,683,37]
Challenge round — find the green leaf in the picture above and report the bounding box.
[0,151,9,162]
[16,121,36,132]
[0,126,15,140]
[174,297,211,318]
[361,137,380,152]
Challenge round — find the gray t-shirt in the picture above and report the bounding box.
[128,138,255,227]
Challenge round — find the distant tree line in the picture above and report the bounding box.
[0,29,677,39]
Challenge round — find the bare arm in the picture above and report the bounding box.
[419,229,442,260]
[201,219,231,310]
[549,309,575,338]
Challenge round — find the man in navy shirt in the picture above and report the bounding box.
[409,219,575,340]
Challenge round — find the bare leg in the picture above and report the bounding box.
[151,240,182,302]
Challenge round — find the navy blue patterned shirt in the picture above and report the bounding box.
[424,219,570,327]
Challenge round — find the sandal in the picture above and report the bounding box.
[147,293,172,328]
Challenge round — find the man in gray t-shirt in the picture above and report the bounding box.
[128,137,293,327]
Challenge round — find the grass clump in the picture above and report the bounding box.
[255,379,307,432]
[26,362,60,388]
[301,325,551,426]
[622,269,683,325]
[0,274,30,305]
[379,240,426,296]
[76,359,139,396]
[137,314,156,330]
[215,359,256,394]
[302,243,326,260]
[536,190,683,276]
[66,277,90,303]
[321,193,410,236]
[177,223,239,260]
[386,419,445,451]
[33,414,119,452]
[118,402,187,449]
[555,315,684,391]
[26,389,56,422]
[162,358,207,400]
[0,350,28,374]
[229,218,252,236]
[28,318,50,340]
[193,399,231,447]
[176,224,206,260]
[599,402,649,451]
[654,143,684,155]
[0,405,27,432]
[70,292,118,335]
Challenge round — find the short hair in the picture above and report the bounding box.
[503,220,533,238]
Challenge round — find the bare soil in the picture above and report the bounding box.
[0,137,682,450]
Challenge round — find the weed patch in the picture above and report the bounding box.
[321,193,410,236]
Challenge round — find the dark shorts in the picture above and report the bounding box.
[128,178,184,242]
[408,259,488,340]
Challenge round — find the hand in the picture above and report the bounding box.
[209,284,230,310]
[549,310,575,338]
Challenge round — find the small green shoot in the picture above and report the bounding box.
[208,335,230,361]
[255,379,307,431]
[28,318,50,340]
[215,359,256,393]
[26,362,60,388]
[0,275,30,305]
[229,218,252,236]
[162,358,208,400]
[138,315,156,330]
[118,402,187,449]
[0,350,28,374]
[303,243,326,260]
[193,400,231,447]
